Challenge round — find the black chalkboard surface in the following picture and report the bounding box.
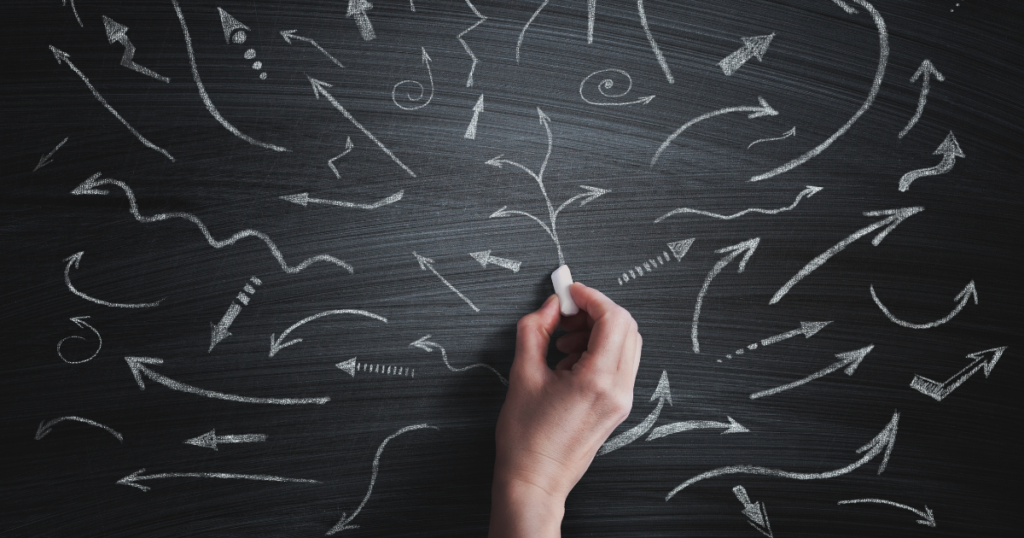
[2,1,1021,536]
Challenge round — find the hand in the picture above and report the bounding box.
[489,283,642,538]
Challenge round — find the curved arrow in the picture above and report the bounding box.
[598,371,671,456]
[657,186,820,223]
[280,30,345,69]
[515,0,550,64]
[327,424,438,534]
[638,0,673,83]
[898,60,944,139]
[652,97,778,166]
[64,252,163,309]
[666,411,900,500]
[57,316,103,364]
[838,498,935,527]
[457,1,487,87]
[270,310,387,357]
[693,239,759,354]
[392,48,434,111]
[118,468,317,492]
[409,336,507,385]
[911,347,1005,402]
[870,281,977,329]
[647,416,749,441]
[36,416,123,443]
[750,345,874,399]
[579,69,655,106]
[750,0,888,182]
[71,174,352,274]
[748,127,796,149]
[279,190,404,210]
[898,131,963,191]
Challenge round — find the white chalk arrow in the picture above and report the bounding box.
[117,468,318,492]
[347,0,376,41]
[414,252,480,312]
[692,239,760,354]
[667,411,900,499]
[871,280,977,329]
[898,132,964,192]
[771,207,924,304]
[336,358,416,379]
[64,252,163,309]
[409,335,507,385]
[184,429,267,451]
[579,69,656,106]
[279,190,404,210]
[125,357,330,405]
[280,29,345,69]
[217,8,249,42]
[727,321,832,359]
[638,0,674,83]
[36,416,123,443]
[33,137,69,172]
[470,250,521,273]
[598,371,671,456]
[910,347,1006,402]
[657,186,821,223]
[838,498,936,527]
[647,416,749,441]
[748,127,796,149]
[898,60,944,139]
[308,76,416,178]
[464,94,485,139]
[328,137,355,178]
[269,309,387,357]
[327,424,438,534]
[210,276,261,352]
[392,48,434,111]
[49,46,173,161]
[103,16,170,83]
[515,0,550,64]
[652,98,778,166]
[457,1,487,87]
[57,316,103,364]
[733,485,773,537]
[668,239,695,261]
[718,33,774,76]
[750,345,874,400]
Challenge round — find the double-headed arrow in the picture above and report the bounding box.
[871,280,977,329]
[103,16,169,83]
[733,486,773,537]
[692,239,759,354]
[269,309,387,357]
[279,190,404,211]
[280,29,345,69]
[727,321,832,359]
[652,97,778,166]
[64,252,163,309]
[598,371,671,456]
[57,316,103,364]
[750,345,874,400]
[184,429,267,451]
[36,416,123,443]
[647,417,749,441]
[838,498,936,527]
[898,132,964,191]
[911,347,1006,402]
[414,252,480,312]
[470,250,521,273]
[898,60,944,139]
[718,34,774,76]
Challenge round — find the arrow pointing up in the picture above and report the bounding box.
[598,371,671,456]
[733,485,773,537]
[898,59,944,139]
[750,345,874,399]
[347,0,376,41]
[899,131,964,191]
[218,8,250,43]
[464,94,485,139]
[692,239,759,353]
[911,347,1006,402]
[719,33,775,76]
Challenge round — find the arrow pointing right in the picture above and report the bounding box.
[898,131,964,192]
[910,347,1006,401]
[598,371,671,456]
[653,98,779,166]
[750,345,874,400]
[838,498,936,527]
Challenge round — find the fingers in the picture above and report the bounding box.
[555,331,590,354]
[511,295,561,383]
[569,285,638,375]
[555,353,581,371]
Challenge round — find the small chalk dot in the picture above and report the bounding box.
[259,72,267,80]
[736,349,744,355]
[717,359,723,363]
[748,343,758,350]
[244,49,256,60]
[232,31,247,44]
[252,61,262,70]
[726,355,732,359]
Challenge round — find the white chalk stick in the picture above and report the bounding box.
[551,265,580,316]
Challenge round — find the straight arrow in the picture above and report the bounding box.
[692,239,759,354]
[750,345,874,399]
[103,16,170,83]
[910,347,1006,402]
[464,94,484,139]
[647,416,749,441]
[269,309,387,357]
[718,34,774,76]
[898,60,944,139]
[898,132,964,191]
[336,358,416,379]
[347,0,376,41]
[470,250,521,273]
[653,97,778,165]
[64,252,163,309]
[210,276,261,352]
[279,190,403,210]
[598,371,671,455]
[184,429,267,450]
[117,468,318,492]
[414,252,480,312]
[280,29,344,69]
[838,498,936,527]
[871,280,977,329]
[728,321,832,359]
[36,416,123,443]
[33,137,69,172]
[733,485,773,537]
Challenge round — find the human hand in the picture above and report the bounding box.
[489,283,642,538]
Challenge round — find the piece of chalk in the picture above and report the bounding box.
[551,265,580,316]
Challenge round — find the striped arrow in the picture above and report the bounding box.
[184,429,267,451]
[910,347,1006,402]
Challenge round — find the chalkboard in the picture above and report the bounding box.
[3,1,1021,536]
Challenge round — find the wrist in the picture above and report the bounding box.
[489,477,565,538]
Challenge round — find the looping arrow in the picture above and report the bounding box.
[911,347,1006,402]
[57,316,103,364]
[103,16,170,83]
[36,416,123,443]
[64,252,164,309]
[579,69,655,106]
[870,280,977,329]
[410,335,507,385]
[899,131,964,191]
[598,371,671,456]
[392,48,434,111]
[269,310,388,357]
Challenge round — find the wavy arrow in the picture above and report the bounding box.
[693,239,759,354]
[911,347,1005,402]
[347,0,376,41]
[269,309,387,357]
[410,335,507,385]
[733,486,773,537]
[898,60,944,139]
[64,252,163,309]
[465,94,484,139]
[728,321,832,359]
[33,137,69,172]
[652,97,778,166]
[770,207,923,304]
[413,252,480,312]
[898,131,964,191]
[748,127,796,149]
[838,498,936,527]
[579,69,655,106]
[719,34,774,76]
[184,429,267,451]
[48,46,173,161]
[870,281,977,329]
[279,190,404,210]
[750,345,874,399]
[328,137,355,178]
[392,48,434,111]
[57,316,103,364]
[457,0,487,86]
[103,16,170,83]
[125,357,330,405]
[598,371,671,456]
[638,0,674,83]
[36,416,123,443]
[327,424,438,534]
[666,411,900,500]
[647,416,749,441]
[657,186,821,223]
[118,468,318,492]
[280,29,345,69]
[515,0,550,64]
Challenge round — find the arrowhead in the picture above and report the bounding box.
[799,321,832,338]
[470,251,492,267]
[651,370,672,406]
[804,185,824,198]
[934,131,965,158]
[306,75,333,99]
[70,316,91,328]
[578,185,611,206]
[280,29,298,44]
[71,173,108,195]
[409,335,436,352]
[336,357,358,377]
[748,97,778,119]
[837,344,874,375]
[347,0,374,16]
[472,94,485,112]
[125,356,163,390]
[35,421,52,440]
[209,322,232,352]
[485,155,504,168]
[855,410,900,474]
[280,193,310,206]
[918,506,937,527]
[537,107,551,125]
[862,207,925,246]
[413,252,434,270]
[489,206,511,218]
[723,416,750,434]
[421,47,432,64]
[65,251,84,269]
[49,45,70,65]
[954,280,979,305]
[715,238,760,273]
[968,346,1007,377]
[345,136,354,151]
[184,429,218,450]
[218,8,251,44]
[638,95,656,105]
[742,33,775,61]
[33,154,52,172]
[117,468,151,491]
[269,334,300,357]
[102,15,129,43]
[911,59,944,84]
[667,238,695,261]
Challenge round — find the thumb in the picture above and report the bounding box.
[511,295,560,383]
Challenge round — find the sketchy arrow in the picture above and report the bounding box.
[598,371,671,456]
[657,186,821,223]
[470,250,521,273]
[33,137,69,172]
[125,357,330,405]
[413,252,480,312]
[269,310,387,357]
[457,0,487,87]
[347,0,376,41]
[280,29,345,69]
[308,76,416,177]
[647,416,750,441]
[336,358,416,379]
[328,137,355,178]
[733,486,773,537]
[718,33,774,76]
[666,411,900,499]
[579,69,656,106]
[410,335,507,385]
[392,48,434,111]
[638,0,674,83]
[103,16,170,83]
[72,174,352,274]
[279,190,404,210]
[750,345,874,399]
[64,252,163,309]
[652,97,778,166]
[515,0,550,64]
[184,429,267,451]
[871,280,977,329]
[726,321,832,359]
[117,468,318,492]
[210,276,262,352]
[327,424,438,534]
[464,94,485,139]
[838,498,936,527]
[36,416,123,443]
[57,316,103,364]
[910,347,1006,402]
[692,239,759,354]
[748,127,796,149]
[898,132,964,191]
[49,46,173,161]
[770,207,924,304]
[898,60,944,139]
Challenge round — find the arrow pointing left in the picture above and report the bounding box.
[103,16,170,83]
[598,371,671,456]
[279,190,404,211]
[57,316,103,364]
[911,347,1006,402]
[33,137,69,173]
[269,309,387,357]
[414,252,480,312]
[279,29,345,69]
[184,429,267,451]
[64,252,164,309]
[750,345,874,400]
[470,250,521,273]
[692,239,759,354]
[117,468,318,492]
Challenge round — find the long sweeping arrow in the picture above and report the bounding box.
[184,429,267,451]
[750,345,874,400]
[118,468,318,492]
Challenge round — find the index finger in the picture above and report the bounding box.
[569,284,638,372]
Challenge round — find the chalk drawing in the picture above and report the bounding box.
[838,498,936,527]
[336,358,416,379]
[57,316,103,364]
[617,239,694,286]
[63,0,83,27]
[647,417,750,441]
[587,0,597,43]
[910,347,1005,401]
[516,0,550,64]
[413,252,480,312]
[280,30,345,70]
[410,336,507,385]
[36,416,123,443]
[118,468,318,492]
[899,132,963,191]
[270,310,388,357]
[392,48,434,111]
[33,137,68,172]
[692,239,759,354]
[347,0,376,41]
[579,69,655,106]
[470,250,521,273]
[870,281,977,329]
[184,429,267,450]
[637,0,674,83]
[457,0,487,87]
[749,345,874,399]
[656,186,821,223]
[898,60,944,138]
[653,98,778,166]
[64,252,163,309]
[210,276,261,352]
[598,371,671,456]
[748,127,796,149]
[719,34,774,76]
[733,486,773,537]
[465,94,485,139]
[328,137,355,178]
[280,190,404,211]
[103,16,170,83]
[725,321,831,360]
